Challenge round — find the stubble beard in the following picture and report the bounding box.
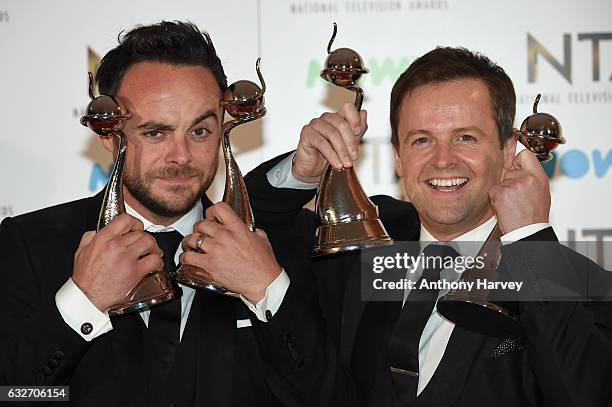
[124,160,218,219]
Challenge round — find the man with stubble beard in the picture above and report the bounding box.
[0,21,324,407]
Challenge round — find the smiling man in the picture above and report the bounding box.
[225,47,612,406]
[393,78,515,240]
[0,21,304,407]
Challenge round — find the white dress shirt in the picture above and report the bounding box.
[55,199,290,342]
[413,219,548,394]
[265,151,550,395]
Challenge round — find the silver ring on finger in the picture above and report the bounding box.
[195,234,205,253]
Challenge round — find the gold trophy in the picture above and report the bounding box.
[80,73,179,316]
[171,59,266,296]
[313,23,393,256]
[437,94,565,337]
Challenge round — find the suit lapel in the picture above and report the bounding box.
[341,203,421,368]
[85,190,106,230]
[340,254,368,367]
[429,326,488,407]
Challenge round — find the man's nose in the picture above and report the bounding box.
[166,135,193,165]
[431,142,458,169]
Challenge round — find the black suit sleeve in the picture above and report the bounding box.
[251,282,355,407]
[245,152,355,406]
[244,151,317,229]
[501,227,612,407]
[0,216,90,385]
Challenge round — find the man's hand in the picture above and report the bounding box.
[489,149,551,235]
[292,102,368,183]
[72,213,164,311]
[180,202,282,304]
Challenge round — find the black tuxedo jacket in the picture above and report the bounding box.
[245,153,612,407]
[0,191,280,406]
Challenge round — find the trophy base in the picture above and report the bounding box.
[108,270,179,316]
[313,218,393,256]
[437,297,523,339]
[171,264,240,298]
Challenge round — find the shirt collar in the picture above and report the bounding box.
[420,216,498,257]
[124,200,203,237]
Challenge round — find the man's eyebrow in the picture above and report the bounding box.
[403,129,433,138]
[402,126,486,139]
[135,121,174,131]
[190,111,219,128]
[134,111,218,131]
[454,126,486,135]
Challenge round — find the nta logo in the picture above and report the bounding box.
[528,32,612,83]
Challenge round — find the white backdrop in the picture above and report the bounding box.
[1,0,611,251]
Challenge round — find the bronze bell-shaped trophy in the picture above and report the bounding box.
[80,73,179,316]
[171,59,266,296]
[437,94,565,338]
[313,23,393,256]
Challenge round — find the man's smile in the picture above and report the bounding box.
[425,177,469,193]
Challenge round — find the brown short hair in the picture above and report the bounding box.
[97,21,227,97]
[390,47,515,150]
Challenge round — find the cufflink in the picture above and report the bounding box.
[81,322,93,335]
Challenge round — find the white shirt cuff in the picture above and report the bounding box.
[266,152,319,190]
[55,278,113,341]
[500,223,550,244]
[240,269,290,322]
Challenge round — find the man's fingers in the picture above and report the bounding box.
[501,169,533,181]
[338,102,363,135]
[322,112,360,164]
[305,130,343,169]
[180,249,212,270]
[182,231,213,253]
[205,202,242,227]
[98,213,145,241]
[182,233,201,252]
[512,149,541,171]
[117,230,151,248]
[125,232,163,259]
[192,219,223,236]
[359,110,368,139]
[254,228,268,240]
[79,230,96,247]
[310,116,353,167]
[135,253,164,276]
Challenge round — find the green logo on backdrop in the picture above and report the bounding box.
[306,58,410,88]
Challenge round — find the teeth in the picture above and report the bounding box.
[428,178,468,187]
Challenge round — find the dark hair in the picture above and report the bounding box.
[96,21,227,96]
[390,47,515,149]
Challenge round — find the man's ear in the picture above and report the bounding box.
[503,130,518,170]
[393,146,403,178]
[100,135,117,155]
